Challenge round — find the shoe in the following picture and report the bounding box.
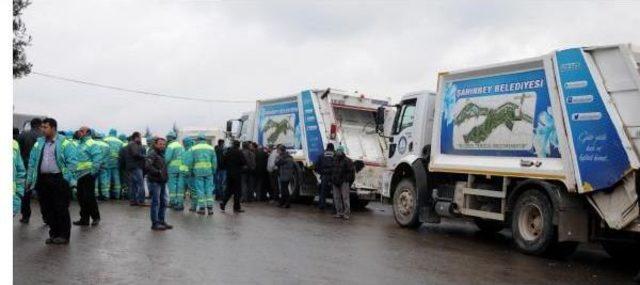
[91,219,100,226]
[19,218,29,224]
[197,210,206,215]
[151,224,167,231]
[333,214,342,219]
[343,216,350,220]
[139,203,151,207]
[207,208,214,215]
[73,220,90,226]
[160,222,173,230]
[51,237,69,245]
[219,203,225,212]
[45,238,54,245]
[234,209,245,213]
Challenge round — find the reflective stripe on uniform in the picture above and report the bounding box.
[191,144,213,151]
[168,142,182,149]
[170,160,182,167]
[77,161,93,171]
[194,161,212,169]
[13,140,19,151]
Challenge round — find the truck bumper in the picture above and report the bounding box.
[353,188,378,201]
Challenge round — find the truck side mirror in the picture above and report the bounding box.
[226,120,233,132]
[375,106,385,133]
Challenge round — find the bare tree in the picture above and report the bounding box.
[14,0,32,79]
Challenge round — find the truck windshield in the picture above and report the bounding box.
[393,100,416,134]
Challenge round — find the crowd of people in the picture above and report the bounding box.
[12,117,357,245]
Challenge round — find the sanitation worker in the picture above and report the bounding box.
[74,127,104,226]
[13,139,26,216]
[104,129,124,199]
[164,131,185,210]
[183,134,216,215]
[93,132,111,201]
[181,137,196,212]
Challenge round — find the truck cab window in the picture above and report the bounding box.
[393,99,416,134]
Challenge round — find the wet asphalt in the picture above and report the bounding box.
[13,200,638,285]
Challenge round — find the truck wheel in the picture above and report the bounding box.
[393,178,421,228]
[601,241,640,261]
[474,218,504,233]
[511,190,556,255]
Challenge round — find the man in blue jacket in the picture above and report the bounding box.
[26,118,78,245]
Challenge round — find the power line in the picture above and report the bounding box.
[31,71,253,104]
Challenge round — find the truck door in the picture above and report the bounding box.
[388,99,417,169]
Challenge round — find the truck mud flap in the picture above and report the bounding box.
[587,172,639,230]
[413,160,440,223]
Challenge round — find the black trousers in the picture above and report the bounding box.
[36,173,71,239]
[279,180,291,207]
[77,174,100,221]
[268,172,279,200]
[20,189,38,222]
[223,175,242,211]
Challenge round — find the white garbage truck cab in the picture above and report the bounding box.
[378,44,640,259]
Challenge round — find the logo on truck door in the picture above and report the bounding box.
[441,69,560,158]
[397,136,408,154]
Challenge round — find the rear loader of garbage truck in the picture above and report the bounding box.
[246,89,388,206]
[379,44,640,259]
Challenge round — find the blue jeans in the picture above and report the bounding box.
[148,181,168,226]
[128,168,144,204]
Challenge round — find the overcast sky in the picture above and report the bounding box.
[13,0,640,135]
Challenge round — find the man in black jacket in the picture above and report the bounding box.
[214,139,226,201]
[254,143,269,201]
[220,140,246,212]
[331,145,355,219]
[314,143,335,210]
[18,118,42,224]
[124,132,146,206]
[145,137,173,231]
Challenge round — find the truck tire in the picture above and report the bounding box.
[393,178,421,228]
[474,218,504,233]
[511,190,556,256]
[601,240,640,261]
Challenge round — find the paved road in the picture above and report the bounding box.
[13,201,637,285]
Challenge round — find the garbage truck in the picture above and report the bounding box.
[227,88,389,207]
[376,44,640,258]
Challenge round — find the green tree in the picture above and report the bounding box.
[14,0,32,79]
